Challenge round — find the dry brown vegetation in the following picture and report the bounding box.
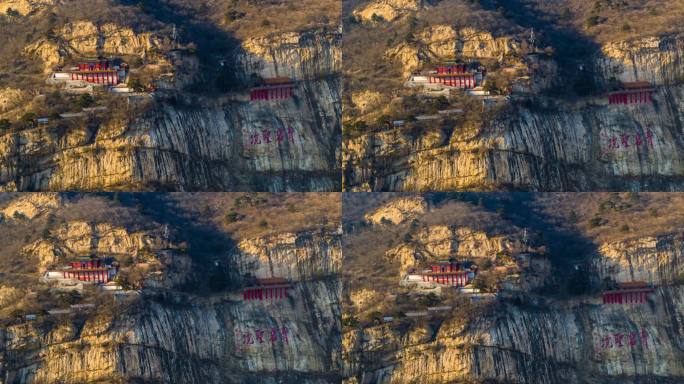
[166,0,340,39]
[57,195,152,230]
[342,194,421,301]
[343,0,520,97]
[0,192,340,324]
[342,0,527,140]
[170,192,341,240]
[0,0,339,126]
[343,193,519,236]
[420,199,519,235]
[343,0,684,129]
[343,192,684,327]
[342,194,423,284]
[0,194,153,276]
[421,1,520,36]
[536,192,684,244]
[0,0,163,86]
[0,0,172,131]
[342,224,406,281]
[0,192,340,280]
[0,193,155,322]
[342,193,522,322]
[343,192,407,223]
[530,0,684,43]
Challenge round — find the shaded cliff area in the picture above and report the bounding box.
[0,0,341,191]
[342,193,684,383]
[343,0,684,191]
[0,193,343,383]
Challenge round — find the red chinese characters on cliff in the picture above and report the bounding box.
[249,126,296,146]
[598,328,650,350]
[236,327,291,348]
[604,130,653,150]
[600,130,655,159]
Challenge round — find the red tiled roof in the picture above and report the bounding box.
[263,77,294,85]
[621,81,652,89]
[431,73,473,77]
[70,70,118,74]
[616,281,649,289]
[255,277,290,285]
[422,271,468,276]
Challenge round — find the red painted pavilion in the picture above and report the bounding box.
[78,59,110,71]
[62,258,116,284]
[431,260,461,273]
[250,77,296,101]
[415,259,474,287]
[70,59,119,85]
[608,82,655,105]
[427,73,476,89]
[435,64,467,74]
[602,281,654,304]
[419,270,471,286]
[243,277,293,301]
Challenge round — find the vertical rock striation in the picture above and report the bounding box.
[344,34,684,191]
[344,233,684,383]
[2,229,343,383]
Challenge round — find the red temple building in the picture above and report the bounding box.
[70,70,119,85]
[420,270,471,286]
[69,59,119,85]
[416,260,475,287]
[70,259,104,269]
[243,277,293,301]
[436,64,467,75]
[431,260,461,273]
[602,281,654,304]
[61,258,117,284]
[608,82,655,105]
[78,60,110,71]
[250,77,296,101]
[427,73,476,89]
[62,269,112,283]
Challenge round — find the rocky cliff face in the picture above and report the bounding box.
[595,33,684,86]
[0,193,60,220]
[25,20,171,73]
[385,225,522,274]
[239,31,342,81]
[343,91,679,192]
[344,231,684,384]
[352,0,422,22]
[8,14,341,191]
[0,82,339,191]
[5,282,342,384]
[235,229,342,280]
[594,233,684,285]
[1,226,343,384]
[414,226,522,260]
[345,287,684,383]
[364,196,427,225]
[0,0,57,16]
[22,219,168,271]
[344,33,684,191]
[386,25,521,77]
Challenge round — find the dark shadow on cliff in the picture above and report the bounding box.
[118,0,246,93]
[487,0,603,97]
[429,192,600,295]
[111,0,341,192]
[106,192,240,293]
